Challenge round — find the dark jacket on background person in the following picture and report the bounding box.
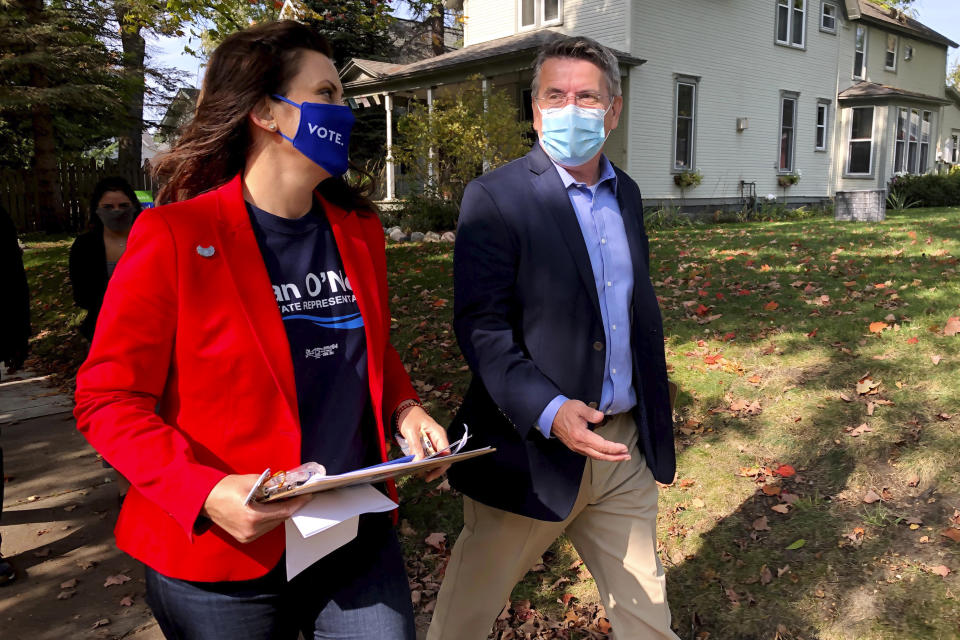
[69,230,109,341]
[447,144,675,522]
[0,206,31,370]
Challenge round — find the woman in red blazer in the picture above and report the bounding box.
[74,21,447,639]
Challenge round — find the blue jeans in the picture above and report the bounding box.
[145,514,415,640]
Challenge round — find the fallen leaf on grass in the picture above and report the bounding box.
[760,565,773,585]
[771,504,791,514]
[424,532,446,552]
[930,565,951,577]
[869,321,889,334]
[931,355,942,365]
[907,337,919,345]
[863,490,882,504]
[119,596,133,607]
[692,498,706,508]
[774,464,796,477]
[839,392,853,402]
[92,619,110,629]
[856,376,881,395]
[752,516,770,531]
[104,574,131,587]
[846,423,872,437]
[761,484,781,496]
[941,529,960,543]
[785,539,806,550]
[764,301,779,311]
[943,317,960,336]
[60,578,77,589]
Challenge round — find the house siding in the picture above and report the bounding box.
[464,0,516,47]
[850,27,949,95]
[625,0,848,203]
[453,0,955,206]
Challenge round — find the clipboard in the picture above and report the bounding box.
[260,447,493,502]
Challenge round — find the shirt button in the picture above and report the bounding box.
[612,368,617,374]
[606,281,612,287]
[593,341,604,351]
[612,324,617,330]
[601,238,607,244]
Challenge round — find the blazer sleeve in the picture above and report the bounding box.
[74,212,227,541]
[453,181,563,438]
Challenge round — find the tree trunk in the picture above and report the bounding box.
[113,1,146,178]
[430,3,445,56]
[19,0,66,233]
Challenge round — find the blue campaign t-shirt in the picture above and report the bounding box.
[247,199,370,474]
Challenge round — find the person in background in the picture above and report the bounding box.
[69,176,140,342]
[74,20,447,640]
[0,203,31,585]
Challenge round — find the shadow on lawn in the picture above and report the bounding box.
[659,214,960,639]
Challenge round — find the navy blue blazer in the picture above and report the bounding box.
[448,144,676,522]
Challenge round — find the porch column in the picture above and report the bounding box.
[384,92,395,201]
[482,77,490,172]
[427,85,435,188]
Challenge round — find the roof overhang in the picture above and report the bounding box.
[341,29,645,98]
[838,81,951,106]
[853,1,959,49]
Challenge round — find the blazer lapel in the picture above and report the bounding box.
[213,175,300,428]
[615,176,648,279]
[527,145,602,319]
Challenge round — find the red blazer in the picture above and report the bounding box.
[74,175,417,582]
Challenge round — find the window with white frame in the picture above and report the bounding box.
[846,106,874,175]
[894,108,934,175]
[776,0,807,48]
[895,107,907,173]
[779,94,798,172]
[820,2,837,33]
[886,34,898,70]
[674,79,697,170]
[519,0,562,29]
[952,133,960,164]
[815,102,829,150]
[853,25,867,79]
[919,111,930,173]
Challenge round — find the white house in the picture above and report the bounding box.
[342,0,960,208]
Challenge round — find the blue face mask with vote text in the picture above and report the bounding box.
[537,102,611,167]
[273,94,355,176]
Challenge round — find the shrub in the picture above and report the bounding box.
[888,172,960,208]
[390,191,460,232]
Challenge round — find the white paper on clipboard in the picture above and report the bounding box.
[284,484,398,580]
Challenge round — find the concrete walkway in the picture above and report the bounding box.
[0,367,161,640]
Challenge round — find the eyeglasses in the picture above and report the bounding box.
[536,91,609,109]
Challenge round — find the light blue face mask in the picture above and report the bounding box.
[537,103,611,167]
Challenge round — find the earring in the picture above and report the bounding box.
[268,123,276,130]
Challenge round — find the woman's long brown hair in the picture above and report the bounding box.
[153,20,375,212]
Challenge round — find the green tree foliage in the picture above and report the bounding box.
[0,0,126,230]
[395,79,532,207]
[949,59,960,90]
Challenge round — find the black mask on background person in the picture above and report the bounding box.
[96,207,134,232]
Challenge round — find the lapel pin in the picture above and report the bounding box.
[196,245,216,258]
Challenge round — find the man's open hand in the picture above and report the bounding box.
[550,399,630,461]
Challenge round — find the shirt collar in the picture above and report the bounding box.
[551,154,618,192]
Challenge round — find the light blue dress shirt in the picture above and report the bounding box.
[536,155,637,437]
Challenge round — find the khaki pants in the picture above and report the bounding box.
[427,413,679,640]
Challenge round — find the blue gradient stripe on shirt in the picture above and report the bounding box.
[283,312,365,329]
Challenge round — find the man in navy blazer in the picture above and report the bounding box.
[428,36,679,640]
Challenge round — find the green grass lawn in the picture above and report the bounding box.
[23,207,960,639]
